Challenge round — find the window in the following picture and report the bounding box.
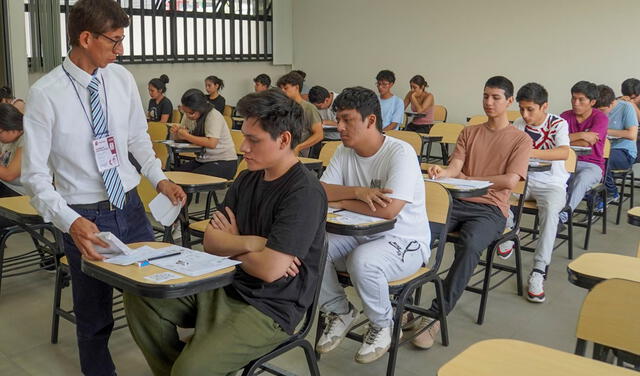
[25,0,273,66]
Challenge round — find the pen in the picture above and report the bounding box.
[147,252,181,262]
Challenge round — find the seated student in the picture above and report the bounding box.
[124,89,327,376]
[417,76,531,348]
[315,87,430,364]
[376,70,405,131]
[204,75,226,114]
[0,103,27,197]
[619,78,640,123]
[0,86,25,113]
[253,73,271,92]
[277,72,323,157]
[403,75,435,133]
[497,83,570,303]
[170,89,237,179]
[146,74,173,123]
[559,81,608,224]
[308,85,341,140]
[594,84,638,210]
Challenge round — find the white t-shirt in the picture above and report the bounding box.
[513,114,570,188]
[320,136,431,261]
[318,91,339,123]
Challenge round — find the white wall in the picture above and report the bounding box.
[292,0,640,123]
[6,0,29,98]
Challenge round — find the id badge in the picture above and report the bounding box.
[92,136,120,172]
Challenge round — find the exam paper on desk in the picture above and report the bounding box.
[150,246,241,277]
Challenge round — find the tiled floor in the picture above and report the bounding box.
[0,201,638,375]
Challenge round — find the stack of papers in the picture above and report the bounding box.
[104,245,179,266]
[424,177,492,190]
[95,232,133,258]
[328,210,387,225]
[149,246,241,277]
[149,193,181,226]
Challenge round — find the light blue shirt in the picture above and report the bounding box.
[607,100,638,158]
[379,95,405,129]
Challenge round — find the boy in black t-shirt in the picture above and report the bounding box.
[124,89,327,376]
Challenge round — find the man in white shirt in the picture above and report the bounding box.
[22,1,185,375]
[498,82,570,303]
[315,87,430,364]
[309,85,341,141]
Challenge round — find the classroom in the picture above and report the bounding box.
[0,0,638,375]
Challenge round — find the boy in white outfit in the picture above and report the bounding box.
[498,82,570,303]
[316,87,430,364]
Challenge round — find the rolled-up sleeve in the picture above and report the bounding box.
[22,87,80,232]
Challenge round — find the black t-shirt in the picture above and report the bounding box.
[147,97,173,122]
[207,95,226,114]
[223,162,327,334]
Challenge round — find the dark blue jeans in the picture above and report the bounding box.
[604,148,635,197]
[63,190,154,376]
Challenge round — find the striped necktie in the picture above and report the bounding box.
[88,76,126,209]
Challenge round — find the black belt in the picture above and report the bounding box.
[69,190,135,211]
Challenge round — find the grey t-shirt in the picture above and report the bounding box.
[180,109,237,162]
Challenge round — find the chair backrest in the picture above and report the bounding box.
[433,105,447,122]
[386,130,422,156]
[425,181,453,273]
[429,123,464,144]
[147,122,169,169]
[171,109,182,123]
[319,141,341,167]
[507,110,521,122]
[603,138,611,159]
[565,149,578,173]
[510,178,529,231]
[230,129,244,155]
[136,176,156,213]
[467,115,488,126]
[223,115,233,129]
[234,158,248,179]
[575,278,640,357]
[223,105,234,117]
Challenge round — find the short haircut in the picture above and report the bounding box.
[148,74,169,93]
[570,81,598,101]
[410,75,428,88]
[621,78,640,97]
[253,73,271,87]
[376,70,396,83]
[308,86,330,104]
[332,86,383,132]
[276,72,304,90]
[68,0,130,47]
[485,76,514,98]
[205,75,224,90]
[0,86,14,100]
[516,82,548,106]
[595,84,616,108]
[236,88,304,149]
[0,103,23,131]
[291,70,306,80]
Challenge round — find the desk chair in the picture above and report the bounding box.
[507,110,521,122]
[315,182,452,376]
[424,123,464,164]
[171,109,182,123]
[434,105,447,123]
[223,116,233,129]
[231,129,244,156]
[467,115,488,126]
[147,121,169,169]
[223,105,234,117]
[319,141,341,170]
[446,178,527,325]
[575,278,640,369]
[610,164,635,225]
[240,238,328,376]
[386,130,423,158]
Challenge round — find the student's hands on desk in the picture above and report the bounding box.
[69,217,110,261]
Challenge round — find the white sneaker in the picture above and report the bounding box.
[411,317,440,349]
[171,222,182,240]
[316,305,359,354]
[355,324,393,364]
[527,269,546,303]
[497,240,514,260]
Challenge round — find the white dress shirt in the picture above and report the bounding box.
[22,57,167,233]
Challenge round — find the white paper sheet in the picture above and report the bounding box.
[94,232,133,257]
[144,272,183,283]
[104,246,180,266]
[149,193,182,226]
[424,177,492,190]
[150,246,241,277]
[328,209,386,225]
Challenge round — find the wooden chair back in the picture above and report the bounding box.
[386,130,422,156]
[467,115,488,126]
[223,105,234,117]
[603,139,611,159]
[319,141,341,167]
[136,177,156,213]
[171,109,182,123]
[230,130,244,155]
[234,158,248,179]
[507,110,521,122]
[429,123,464,144]
[565,149,577,173]
[433,105,447,122]
[425,181,453,273]
[147,121,169,168]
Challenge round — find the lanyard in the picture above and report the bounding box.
[61,65,110,137]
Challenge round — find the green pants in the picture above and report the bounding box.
[123,288,289,376]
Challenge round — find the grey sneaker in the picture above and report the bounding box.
[316,305,359,354]
[411,317,440,349]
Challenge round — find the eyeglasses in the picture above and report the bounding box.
[95,33,125,53]
[375,81,391,88]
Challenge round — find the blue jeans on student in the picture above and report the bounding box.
[604,148,635,197]
[63,190,154,376]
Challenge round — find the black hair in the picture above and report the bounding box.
[0,103,23,131]
[595,85,615,108]
[409,75,428,88]
[485,76,514,98]
[253,73,271,87]
[68,0,130,47]
[308,86,330,104]
[235,88,304,149]
[205,75,224,91]
[291,70,306,80]
[621,78,640,97]
[570,81,598,101]
[148,74,169,93]
[516,82,548,106]
[181,89,214,137]
[332,86,383,132]
[0,86,14,100]
[276,72,304,90]
[376,70,396,83]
